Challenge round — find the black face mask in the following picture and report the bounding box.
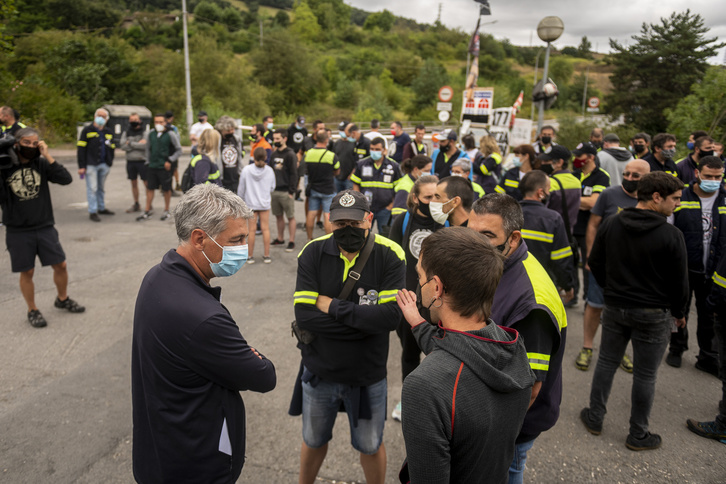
[417,201,431,218]
[633,144,646,154]
[622,179,639,193]
[274,141,283,148]
[333,225,367,253]
[540,163,554,175]
[129,121,141,129]
[198,118,205,123]
[592,141,603,149]
[495,233,512,256]
[415,284,436,325]
[541,193,551,205]
[541,136,552,145]
[18,146,39,160]
[699,150,714,159]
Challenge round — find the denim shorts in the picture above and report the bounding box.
[301,377,387,454]
[307,189,335,213]
[586,271,605,308]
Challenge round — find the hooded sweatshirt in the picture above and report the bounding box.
[589,207,689,318]
[401,321,534,484]
[237,163,276,211]
[597,147,633,186]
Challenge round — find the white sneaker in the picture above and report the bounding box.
[392,401,402,422]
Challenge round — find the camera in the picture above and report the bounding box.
[0,133,19,170]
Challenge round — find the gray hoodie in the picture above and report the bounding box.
[597,147,633,186]
[401,321,535,484]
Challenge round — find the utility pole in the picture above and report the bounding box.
[182,0,193,132]
[581,66,589,117]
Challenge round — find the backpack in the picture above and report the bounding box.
[180,163,194,193]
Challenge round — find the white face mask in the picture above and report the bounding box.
[429,199,453,225]
[155,124,165,132]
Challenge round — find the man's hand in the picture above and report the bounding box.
[289,192,294,199]
[78,168,86,176]
[315,295,333,314]
[38,140,49,157]
[139,139,146,144]
[250,347,263,360]
[164,161,171,171]
[561,288,575,304]
[675,317,686,328]
[396,289,425,327]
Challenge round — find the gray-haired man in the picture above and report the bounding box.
[132,184,277,483]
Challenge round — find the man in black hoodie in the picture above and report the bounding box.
[582,172,689,451]
[396,227,534,484]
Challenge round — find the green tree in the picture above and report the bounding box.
[0,0,15,52]
[291,1,321,42]
[274,10,290,28]
[577,36,592,59]
[606,10,724,134]
[194,1,224,25]
[666,66,726,145]
[407,58,448,115]
[363,10,394,32]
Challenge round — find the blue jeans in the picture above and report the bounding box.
[301,377,387,455]
[85,163,110,213]
[589,306,672,438]
[508,439,535,484]
[372,209,391,233]
[307,189,335,213]
[335,177,353,193]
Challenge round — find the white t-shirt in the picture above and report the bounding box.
[364,131,388,149]
[700,193,716,269]
[190,121,214,143]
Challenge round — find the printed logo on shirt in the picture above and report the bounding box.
[583,186,593,196]
[221,145,239,167]
[8,167,41,200]
[293,132,304,144]
[362,166,373,178]
[409,228,433,260]
[272,157,284,170]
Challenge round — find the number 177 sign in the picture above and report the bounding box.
[461,87,494,125]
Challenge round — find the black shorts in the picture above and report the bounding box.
[147,167,172,191]
[171,160,178,172]
[6,226,66,273]
[127,161,148,181]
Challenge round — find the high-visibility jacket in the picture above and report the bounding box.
[673,185,726,275]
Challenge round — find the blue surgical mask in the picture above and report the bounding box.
[202,234,248,277]
[512,156,522,168]
[266,122,273,130]
[95,116,106,127]
[348,136,356,143]
[339,131,347,139]
[370,151,382,161]
[687,141,695,151]
[699,179,721,193]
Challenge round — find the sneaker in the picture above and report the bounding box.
[126,202,141,213]
[665,350,682,368]
[271,239,285,246]
[686,419,726,442]
[575,347,593,371]
[286,242,295,253]
[171,189,180,197]
[625,432,661,451]
[54,296,85,313]
[255,229,262,235]
[27,309,47,328]
[392,401,402,422]
[98,209,115,215]
[620,353,634,373]
[89,213,101,222]
[160,211,171,221]
[246,258,256,265]
[580,408,602,435]
[136,211,152,222]
[263,256,272,264]
[316,221,324,230]
[564,299,577,308]
[695,359,719,377]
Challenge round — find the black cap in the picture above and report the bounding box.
[572,141,598,156]
[330,190,370,222]
[297,115,306,125]
[338,121,347,131]
[197,110,207,117]
[165,110,174,118]
[538,145,571,162]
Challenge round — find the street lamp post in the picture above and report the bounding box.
[531,48,542,121]
[536,16,564,134]
[182,0,193,132]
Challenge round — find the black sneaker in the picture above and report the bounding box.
[625,432,661,451]
[160,211,172,221]
[126,202,141,213]
[316,221,324,230]
[286,242,295,252]
[580,408,602,435]
[98,209,115,215]
[665,350,682,368]
[686,419,726,442]
[54,296,85,313]
[271,239,285,246]
[695,359,719,377]
[89,213,101,222]
[28,309,47,328]
[136,211,152,222]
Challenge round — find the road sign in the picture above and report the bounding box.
[438,85,454,103]
[438,110,450,123]
[588,97,600,108]
[437,102,452,112]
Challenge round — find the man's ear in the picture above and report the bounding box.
[190,228,206,251]
[510,230,522,249]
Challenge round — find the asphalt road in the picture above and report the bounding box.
[0,151,724,484]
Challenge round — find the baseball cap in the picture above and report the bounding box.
[572,141,598,156]
[197,110,207,117]
[603,133,620,142]
[437,129,457,142]
[538,145,571,162]
[164,111,174,118]
[329,190,370,222]
[297,115,306,126]
[338,121,347,131]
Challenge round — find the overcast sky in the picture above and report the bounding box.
[346,0,726,62]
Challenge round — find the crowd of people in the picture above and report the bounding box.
[2,104,725,483]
